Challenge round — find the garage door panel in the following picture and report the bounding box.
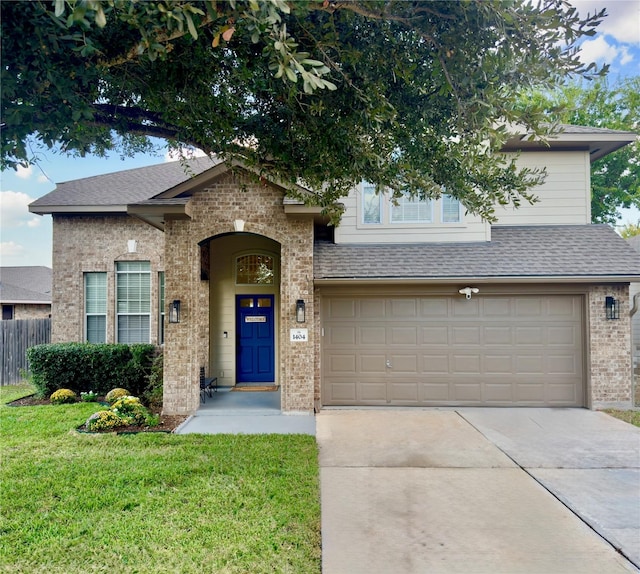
[322,294,584,407]
[453,326,481,345]
[328,298,356,319]
[452,354,481,373]
[422,353,450,373]
[389,382,419,403]
[360,325,386,344]
[420,298,449,317]
[548,326,578,345]
[359,382,387,402]
[360,299,386,319]
[484,326,512,345]
[328,325,356,345]
[360,354,387,373]
[422,326,449,344]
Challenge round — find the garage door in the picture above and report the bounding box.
[322,295,584,407]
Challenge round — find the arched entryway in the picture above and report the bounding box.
[203,233,281,388]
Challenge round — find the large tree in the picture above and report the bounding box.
[523,77,640,224]
[1,0,608,221]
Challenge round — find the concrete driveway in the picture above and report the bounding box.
[317,409,640,574]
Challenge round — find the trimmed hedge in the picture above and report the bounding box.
[27,343,156,399]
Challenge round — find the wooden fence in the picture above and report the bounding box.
[0,319,51,385]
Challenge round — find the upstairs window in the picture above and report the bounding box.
[362,182,382,224]
[390,193,432,223]
[442,195,461,223]
[236,254,274,285]
[116,261,150,343]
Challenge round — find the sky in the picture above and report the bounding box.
[1,0,639,268]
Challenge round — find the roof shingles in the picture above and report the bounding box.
[314,225,640,280]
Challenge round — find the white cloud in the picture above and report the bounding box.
[0,190,37,228]
[37,174,50,184]
[578,35,621,66]
[27,218,41,228]
[15,164,33,179]
[0,241,26,257]
[571,1,640,45]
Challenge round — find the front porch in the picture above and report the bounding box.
[174,387,316,435]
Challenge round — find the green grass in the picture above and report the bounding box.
[602,409,640,428]
[0,384,320,573]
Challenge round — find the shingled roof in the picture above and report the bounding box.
[0,266,52,303]
[314,225,640,283]
[29,156,219,214]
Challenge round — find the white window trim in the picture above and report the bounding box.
[116,261,151,344]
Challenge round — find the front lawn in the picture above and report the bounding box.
[0,384,320,574]
[602,408,640,428]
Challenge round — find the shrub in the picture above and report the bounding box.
[50,389,77,405]
[142,353,163,409]
[106,388,130,404]
[85,410,125,432]
[27,343,156,398]
[111,396,148,425]
[80,391,98,402]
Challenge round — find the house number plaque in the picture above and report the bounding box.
[290,328,308,342]
[245,316,267,323]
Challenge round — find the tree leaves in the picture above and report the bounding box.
[1,0,610,221]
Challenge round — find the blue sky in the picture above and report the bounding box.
[1,0,639,268]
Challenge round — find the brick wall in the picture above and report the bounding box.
[51,215,165,343]
[7,304,51,320]
[588,284,633,407]
[162,171,315,414]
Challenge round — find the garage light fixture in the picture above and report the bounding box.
[605,296,619,320]
[296,299,306,323]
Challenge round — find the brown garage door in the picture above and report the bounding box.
[322,294,584,407]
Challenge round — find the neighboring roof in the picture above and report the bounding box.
[0,266,52,304]
[29,156,219,215]
[502,124,637,162]
[314,225,640,283]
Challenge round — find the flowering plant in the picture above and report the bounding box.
[105,387,130,405]
[110,396,148,425]
[80,391,98,402]
[85,410,125,431]
[50,388,77,405]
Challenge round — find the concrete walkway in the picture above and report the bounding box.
[174,388,316,435]
[318,409,640,574]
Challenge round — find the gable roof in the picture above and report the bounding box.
[314,225,640,283]
[0,266,52,304]
[502,124,637,162]
[29,156,219,215]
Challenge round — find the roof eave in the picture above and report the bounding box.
[313,275,639,285]
[28,204,128,215]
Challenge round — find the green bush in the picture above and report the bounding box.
[27,343,155,398]
[50,389,77,405]
[106,387,130,404]
[85,410,125,432]
[142,353,163,409]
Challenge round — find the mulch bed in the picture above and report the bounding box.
[8,395,188,433]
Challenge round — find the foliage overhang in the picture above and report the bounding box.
[1,0,608,221]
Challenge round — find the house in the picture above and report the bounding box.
[0,266,52,320]
[29,125,640,415]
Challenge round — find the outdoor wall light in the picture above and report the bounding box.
[169,300,181,323]
[296,299,306,323]
[605,296,620,320]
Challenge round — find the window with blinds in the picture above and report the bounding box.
[158,271,165,345]
[116,261,151,343]
[390,193,432,223]
[85,272,107,343]
[442,195,461,223]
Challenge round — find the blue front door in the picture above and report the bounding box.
[236,295,275,383]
